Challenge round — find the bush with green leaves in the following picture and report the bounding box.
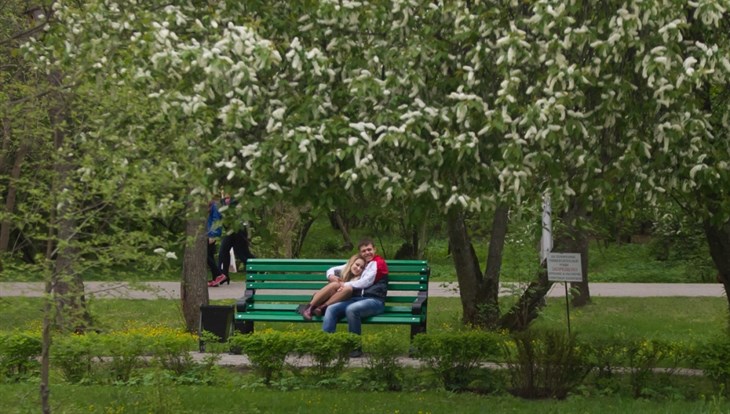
[694,335,730,396]
[585,336,627,393]
[229,330,296,385]
[0,331,41,382]
[52,326,200,385]
[148,331,197,376]
[293,330,359,378]
[96,332,146,383]
[413,330,502,391]
[52,333,99,384]
[363,333,406,391]
[623,338,682,398]
[503,329,592,399]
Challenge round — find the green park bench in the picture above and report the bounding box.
[233,258,430,341]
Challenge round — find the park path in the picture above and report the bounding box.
[0,280,725,300]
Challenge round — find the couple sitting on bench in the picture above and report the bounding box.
[300,238,389,343]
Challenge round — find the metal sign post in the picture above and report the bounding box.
[547,252,583,335]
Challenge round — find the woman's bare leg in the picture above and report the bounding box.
[309,282,340,307]
[321,285,353,307]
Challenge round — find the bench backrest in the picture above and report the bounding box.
[244,258,429,304]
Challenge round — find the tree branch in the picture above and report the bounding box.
[0,20,50,47]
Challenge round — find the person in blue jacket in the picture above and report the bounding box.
[206,198,227,285]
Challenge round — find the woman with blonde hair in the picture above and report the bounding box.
[301,254,366,320]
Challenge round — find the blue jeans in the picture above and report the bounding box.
[322,297,385,335]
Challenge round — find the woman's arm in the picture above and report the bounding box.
[326,264,345,283]
[344,261,376,289]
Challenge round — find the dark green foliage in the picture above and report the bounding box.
[504,329,593,399]
[52,333,98,384]
[413,330,502,391]
[622,339,682,398]
[0,332,41,382]
[694,334,730,396]
[363,333,407,391]
[648,209,716,282]
[228,330,294,385]
[293,331,360,378]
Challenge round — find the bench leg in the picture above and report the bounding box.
[409,323,427,357]
[234,320,254,335]
[230,320,254,355]
[410,323,426,341]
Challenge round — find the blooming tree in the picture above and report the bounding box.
[33,0,730,331]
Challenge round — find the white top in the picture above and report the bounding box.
[325,261,377,290]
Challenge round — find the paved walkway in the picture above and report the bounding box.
[0,280,725,300]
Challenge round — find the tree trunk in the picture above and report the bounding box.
[483,204,509,326]
[0,116,10,173]
[181,208,209,333]
[447,205,508,328]
[704,219,730,319]
[559,202,591,307]
[498,267,552,331]
[0,139,29,253]
[47,68,92,332]
[447,208,485,326]
[498,200,597,330]
[332,210,353,250]
[292,215,315,258]
[416,218,428,259]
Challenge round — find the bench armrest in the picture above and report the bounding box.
[411,291,428,315]
[235,289,255,312]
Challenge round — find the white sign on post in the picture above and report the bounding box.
[547,253,583,282]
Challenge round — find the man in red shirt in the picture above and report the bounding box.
[322,238,388,357]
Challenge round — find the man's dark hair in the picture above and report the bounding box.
[358,238,375,249]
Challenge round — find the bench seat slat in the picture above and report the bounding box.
[244,304,416,313]
[235,313,424,324]
[248,294,422,303]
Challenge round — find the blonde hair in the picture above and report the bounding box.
[340,254,366,282]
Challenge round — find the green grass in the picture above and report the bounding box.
[1,384,728,414]
[2,296,726,346]
[534,297,729,343]
[588,242,699,283]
